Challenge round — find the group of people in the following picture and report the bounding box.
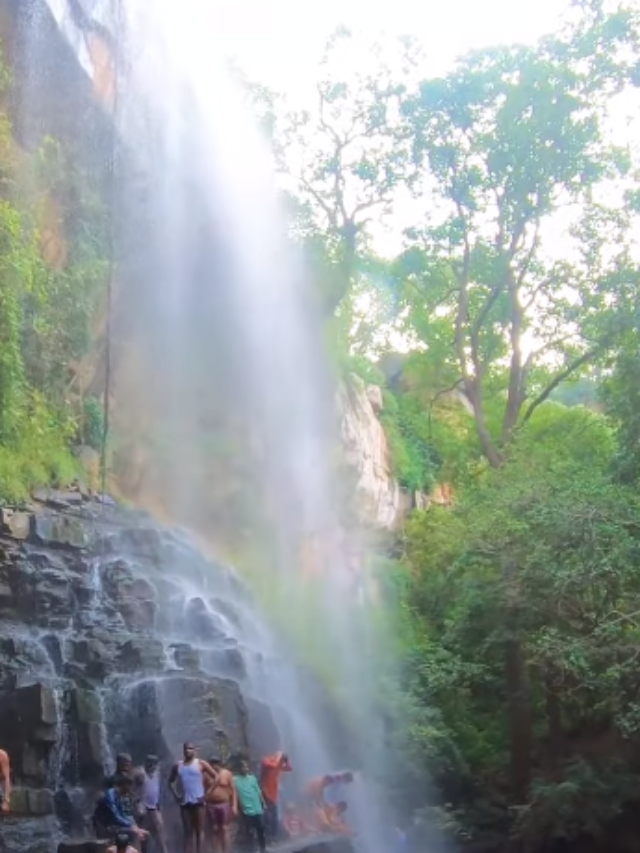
[94,744,355,853]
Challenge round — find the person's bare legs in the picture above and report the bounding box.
[220,822,232,853]
[205,807,219,853]
[181,807,196,853]
[148,810,168,853]
[195,805,206,853]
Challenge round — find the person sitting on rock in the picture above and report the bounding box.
[93,773,148,851]
[0,749,11,815]
[107,831,138,853]
[105,753,137,824]
[282,802,312,839]
[310,800,352,837]
[260,751,292,844]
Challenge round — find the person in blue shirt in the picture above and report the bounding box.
[234,760,266,853]
[93,774,148,850]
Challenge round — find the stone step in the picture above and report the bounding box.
[272,832,353,853]
[57,841,109,853]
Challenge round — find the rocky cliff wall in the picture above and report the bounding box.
[0,492,328,853]
[337,374,429,532]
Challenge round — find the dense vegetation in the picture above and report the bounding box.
[0,55,108,502]
[249,2,640,849]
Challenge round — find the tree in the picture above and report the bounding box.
[400,404,640,840]
[261,29,419,315]
[395,2,640,468]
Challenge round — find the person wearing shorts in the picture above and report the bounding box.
[138,755,168,853]
[205,757,238,853]
[0,749,11,815]
[169,742,219,853]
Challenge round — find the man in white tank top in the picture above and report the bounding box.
[169,742,219,853]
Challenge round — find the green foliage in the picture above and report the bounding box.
[601,325,640,484]
[82,397,105,451]
[380,390,441,492]
[392,10,640,465]
[0,390,78,502]
[394,398,640,844]
[0,52,109,499]
[514,760,640,848]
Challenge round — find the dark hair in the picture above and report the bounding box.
[145,754,159,765]
[113,773,133,789]
[116,753,132,765]
[209,756,222,766]
[183,742,195,750]
[115,833,130,851]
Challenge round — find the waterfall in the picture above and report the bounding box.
[7,2,394,850]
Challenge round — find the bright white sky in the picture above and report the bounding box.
[213,0,567,100]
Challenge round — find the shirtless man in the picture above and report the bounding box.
[304,774,335,807]
[205,757,238,853]
[0,749,11,815]
[169,742,219,853]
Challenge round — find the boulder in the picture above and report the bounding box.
[170,643,201,671]
[27,788,55,816]
[108,675,251,763]
[0,816,58,853]
[69,688,107,783]
[117,637,164,672]
[13,682,59,730]
[101,559,157,629]
[0,508,31,540]
[57,843,109,853]
[31,513,92,550]
[245,697,281,756]
[70,688,101,724]
[32,489,84,509]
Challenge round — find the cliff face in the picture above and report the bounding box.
[0,494,288,853]
[338,375,428,532]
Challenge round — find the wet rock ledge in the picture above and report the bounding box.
[0,490,280,853]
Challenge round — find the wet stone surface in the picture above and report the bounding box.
[0,494,282,853]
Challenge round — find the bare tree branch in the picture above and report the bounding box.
[521,348,600,425]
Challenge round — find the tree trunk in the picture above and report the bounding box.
[545,673,563,763]
[504,558,532,803]
[506,635,532,802]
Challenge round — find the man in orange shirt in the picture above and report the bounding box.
[260,751,292,844]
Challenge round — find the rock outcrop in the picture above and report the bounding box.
[0,493,308,853]
[338,376,403,530]
[338,375,428,531]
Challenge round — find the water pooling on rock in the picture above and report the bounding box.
[0,494,351,852]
